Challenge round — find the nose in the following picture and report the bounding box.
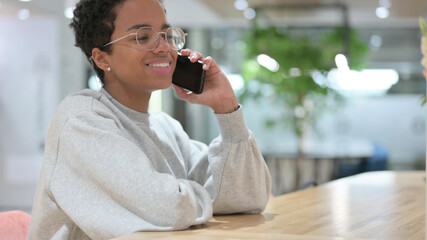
[152,32,169,52]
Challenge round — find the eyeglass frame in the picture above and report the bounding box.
[101,26,187,51]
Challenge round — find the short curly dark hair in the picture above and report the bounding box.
[70,0,165,82]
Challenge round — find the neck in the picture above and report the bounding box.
[103,83,151,113]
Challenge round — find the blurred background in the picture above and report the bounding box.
[0,0,426,212]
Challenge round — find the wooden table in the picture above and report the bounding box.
[112,171,425,240]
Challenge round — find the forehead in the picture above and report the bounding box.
[114,0,168,32]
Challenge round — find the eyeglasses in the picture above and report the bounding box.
[102,26,187,51]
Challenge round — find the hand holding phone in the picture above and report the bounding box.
[172,53,205,94]
[172,49,239,114]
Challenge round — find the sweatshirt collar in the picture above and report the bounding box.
[100,88,150,126]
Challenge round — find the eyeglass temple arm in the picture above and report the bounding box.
[102,32,137,48]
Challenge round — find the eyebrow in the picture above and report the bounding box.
[127,23,171,31]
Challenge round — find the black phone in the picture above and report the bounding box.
[172,53,205,94]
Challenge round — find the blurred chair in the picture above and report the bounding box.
[338,143,388,178]
[0,210,31,240]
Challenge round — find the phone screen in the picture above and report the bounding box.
[172,53,205,94]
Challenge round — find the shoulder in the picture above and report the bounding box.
[54,89,113,120]
[58,89,102,114]
[48,89,118,132]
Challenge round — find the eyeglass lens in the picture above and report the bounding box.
[136,27,185,50]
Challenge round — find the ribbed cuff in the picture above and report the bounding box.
[214,105,250,143]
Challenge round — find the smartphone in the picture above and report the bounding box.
[172,53,205,94]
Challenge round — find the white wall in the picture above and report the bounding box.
[317,95,426,165]
[163,0,224,28]
[0,17,59,209]
[235,94,426,168]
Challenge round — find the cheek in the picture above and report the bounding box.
[117,51,146,71]
[111,53,144,79]
[171,52,178,69]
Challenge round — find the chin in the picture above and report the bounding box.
[157,78,173,90]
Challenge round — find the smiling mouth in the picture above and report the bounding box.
[146,62,173,74]
[148,63,171,68]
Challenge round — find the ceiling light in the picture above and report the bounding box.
[19,0,32,2]
[376,7,389,19]
[257,54,279,72]
[243,8,256,20]
[17,9,30,20]
[234,0,248,11]
[328,69,399,94]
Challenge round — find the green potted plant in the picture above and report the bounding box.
[240,24,368,188]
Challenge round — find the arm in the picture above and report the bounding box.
[172,49,272,213]
[50,111,213,239]
[209,107,272,214]
[175,109,271,214]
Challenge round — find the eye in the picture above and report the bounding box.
[137,35,154,45]
[137,35,150,41]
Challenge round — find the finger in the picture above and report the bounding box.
[172,85,197,102]
[180,49,192,57]
[172,84,193,97]
[189,51,204,63]
[203,57,222,75]
[172,84,185,94]
[202,56,214,71]
[179,49,205,63]
[172,84,188,97]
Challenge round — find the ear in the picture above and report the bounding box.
[91,48,111,72]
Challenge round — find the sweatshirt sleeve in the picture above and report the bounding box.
[184,106,272,214]
[50,110,213,239]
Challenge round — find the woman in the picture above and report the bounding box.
[27,0,271,239]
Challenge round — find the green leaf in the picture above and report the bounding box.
[420,95,427,106]
[265,119,277,129]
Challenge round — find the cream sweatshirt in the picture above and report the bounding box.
[27,88,271,240]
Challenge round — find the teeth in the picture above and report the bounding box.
[149,63,170,68]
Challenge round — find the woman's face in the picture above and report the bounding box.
[104,0,177,96]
